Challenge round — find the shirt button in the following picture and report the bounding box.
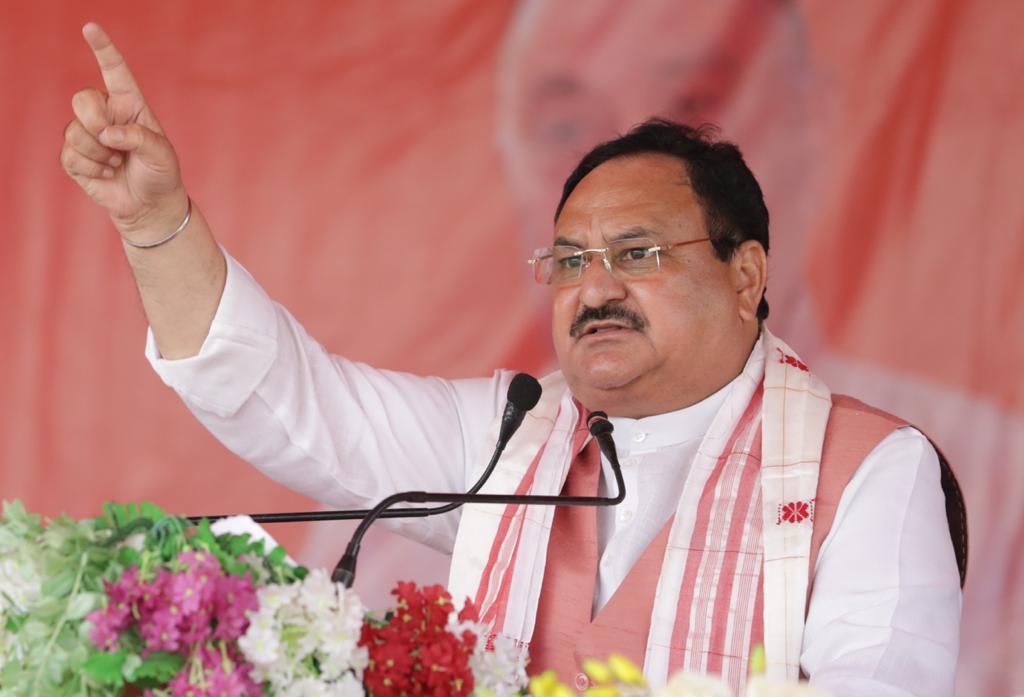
[619,509,634,523]
[632,431,647,443]
[575,673,591,691]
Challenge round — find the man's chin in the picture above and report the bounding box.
[557,346,652,400]
[568,366,644,397]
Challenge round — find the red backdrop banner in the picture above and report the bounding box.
[2,1,1021,692]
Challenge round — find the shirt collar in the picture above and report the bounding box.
[606,336,761,455]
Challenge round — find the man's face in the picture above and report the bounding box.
[551,153,757,417]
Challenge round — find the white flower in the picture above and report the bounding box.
[326,642,368,677]
[0,557,42,614]
[238,623,282,666]
[654,672,733,697]
[282,674,363,697]
[330,672,365,697]
[282,677,330,697]
[463,629,529,696]
[257,582,299,611]
[240,575,368,691]
[744,677,832,697]
[446,610,530,695]
[299,569,338,615]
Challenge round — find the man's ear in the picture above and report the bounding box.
[731,240,767,322]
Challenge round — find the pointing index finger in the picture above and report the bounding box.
[82,22,144,100]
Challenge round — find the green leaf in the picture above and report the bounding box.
[193,518,217,547]
[83,650,127,687]
[103,502,133,529]
[66,591,103,620]
[4,609,24,630]
[121,653,142,680]
[225,533,244,556]
[41,567,76,598]
[268,546,286,565]
[118,545,141,567]
[139,501,166,523]
[130,651,185,682]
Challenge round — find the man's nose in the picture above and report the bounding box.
[578,252,627,307]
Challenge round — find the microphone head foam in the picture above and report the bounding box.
[507,373,542,412]
[587,410,614,436]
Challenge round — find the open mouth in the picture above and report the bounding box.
[580,321,635,337]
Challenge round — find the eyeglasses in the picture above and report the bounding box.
[528,236,711,285]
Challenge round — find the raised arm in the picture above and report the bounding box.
[60,22,224,359]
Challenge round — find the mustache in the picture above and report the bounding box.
[570,304,646,339]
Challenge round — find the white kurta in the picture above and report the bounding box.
[146,253,962,697]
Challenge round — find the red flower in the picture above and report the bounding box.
[361,581,478,697]
[457,598,479,624]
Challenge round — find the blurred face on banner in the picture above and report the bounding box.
[548,154,764,417]
[499,0,819,332]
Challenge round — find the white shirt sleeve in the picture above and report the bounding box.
[145,251,511,553]
[802,427,962,697]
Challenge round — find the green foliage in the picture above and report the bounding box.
[130,651,184,683]
[82,650,127,688]
[82,649,184,689]
[0,503,125,697]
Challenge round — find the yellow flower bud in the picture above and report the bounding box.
[748,644,766,675]
[583,686,620,697]
[529,670,575,697]
[607,654,646,686]
[583,658,615,685]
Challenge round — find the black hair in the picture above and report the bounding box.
[555,119,770,321]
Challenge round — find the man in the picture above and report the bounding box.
[61,23,962,696]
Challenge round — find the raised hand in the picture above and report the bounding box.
[60,22,187,241]
[60,22,226,358]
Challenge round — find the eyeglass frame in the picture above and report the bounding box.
[527,236,712,285]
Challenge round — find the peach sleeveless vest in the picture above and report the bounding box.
[527,395,907,686]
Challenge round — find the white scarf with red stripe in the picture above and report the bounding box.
[448,329,831,687]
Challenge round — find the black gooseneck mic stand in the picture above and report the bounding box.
[186,373,543,526]
[331,411,624,587]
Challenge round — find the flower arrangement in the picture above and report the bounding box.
[0,500,827,697]
[0,501,526,697]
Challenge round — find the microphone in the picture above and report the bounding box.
[332,410,624,587]
[586,410,618,466]
[497,373,542,447]
[186,373,542,525]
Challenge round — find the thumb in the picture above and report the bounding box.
[99,123,172,163]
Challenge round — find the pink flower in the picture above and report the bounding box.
[107,566,144,606]
[137,569,172,613]
[87,603,131,651]
[213,573,258,641]
[140,606,183,654]
[179,606,214,645]
[166,669,196,697]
